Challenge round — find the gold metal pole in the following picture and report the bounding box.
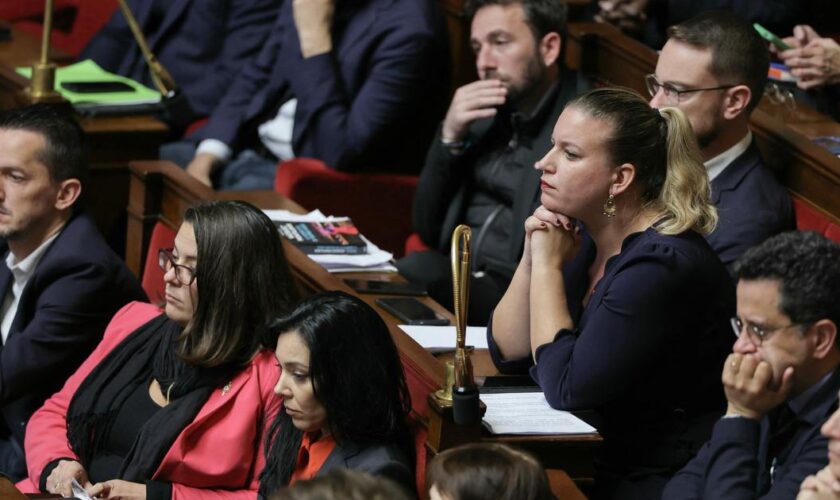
[27,0,64,103]
[115,0,177,96]
[450,225,474,390]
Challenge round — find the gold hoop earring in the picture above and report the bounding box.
[603,194,616,217]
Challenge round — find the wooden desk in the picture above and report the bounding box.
[565,21,840,226]
[126,160,602,489]
[0,27,170,253]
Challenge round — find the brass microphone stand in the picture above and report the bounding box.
[448,225,480,424]
[115,0,177,97]
[27,0,65,103]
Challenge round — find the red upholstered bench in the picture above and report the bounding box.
[792,196,840,243]
[141,222,176,304]
[274,158,419,258]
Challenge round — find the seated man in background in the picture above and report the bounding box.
[397,0,580,325]
[167,0,448,190]
[649,11,794,270]
[0,105,146,480]
[82,0,281,123]
[663,231,840,499]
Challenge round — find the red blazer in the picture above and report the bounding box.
[18,301,280,499]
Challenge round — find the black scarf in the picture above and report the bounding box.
[66,314,239,481]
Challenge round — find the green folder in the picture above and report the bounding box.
[16,59,161,106]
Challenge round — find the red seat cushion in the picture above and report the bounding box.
[792,196,840,243]
[275,158,418,257]
[142,222,177,304]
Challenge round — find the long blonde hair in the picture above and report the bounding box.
[568,87,717,235]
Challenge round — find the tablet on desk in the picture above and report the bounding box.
[62,80,136,93]
[375,297,450,326]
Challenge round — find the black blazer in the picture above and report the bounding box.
[707,142,794,270]
[318,441,415,495]
[0,212,146,446]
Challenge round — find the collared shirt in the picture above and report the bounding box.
[196,98,298,163]
[0,232,60,343]
[290,432,336,484]
[704,131,752,182]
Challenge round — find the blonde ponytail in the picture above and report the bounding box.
[652,107,718,235]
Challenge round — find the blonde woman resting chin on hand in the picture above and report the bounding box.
[487,87,736,499]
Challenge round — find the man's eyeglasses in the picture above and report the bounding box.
[730,316,805,346]
[645,74,736,104]
[158,248,197,286]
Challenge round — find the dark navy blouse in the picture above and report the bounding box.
[488,227,736,494]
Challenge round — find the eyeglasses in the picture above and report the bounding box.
[158,248,197,286]
[730,316,804,346]
[645,74,736,104]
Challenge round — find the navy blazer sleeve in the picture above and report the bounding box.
[0,259,142,404]
[531,244,692,410]
[286,8,442,171]
[663,417,829,500]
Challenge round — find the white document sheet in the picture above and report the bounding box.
[398,325,489,350]
[480,392,597,435]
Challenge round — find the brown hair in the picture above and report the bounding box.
[667,11,769,114]
[177,200,298,367]
[567,87,717,235]
[427,443,555,500]
[269,469,411,500]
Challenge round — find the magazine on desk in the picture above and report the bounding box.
[264,209,397,273]
[275,219,367,255]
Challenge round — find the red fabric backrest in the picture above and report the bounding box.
[792,196,840,244]
[15,0,117,57]
[410,416,429,496]
[275,158,419,258]
[141,222,177,304]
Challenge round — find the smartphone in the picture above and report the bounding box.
[344,279,428,296]
[61,81,136,93]
[375,297,450,325]
[753,23,791,51]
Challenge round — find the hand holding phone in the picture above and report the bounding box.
[754,23,791,51]
[375,297,450,326]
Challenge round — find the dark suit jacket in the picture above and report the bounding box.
[318,441,414,495]
[81,0,281,117]
[662,366,840,500]
[706,142,794,270]
[0,213,146,446]
[193,0,448,173]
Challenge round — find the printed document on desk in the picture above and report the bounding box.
[481,392,597,435]
[265,209,396,272]
[398,325,488,350]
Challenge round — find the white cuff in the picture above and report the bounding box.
[196,139,233,163]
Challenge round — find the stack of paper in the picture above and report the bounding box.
[16,59,161,109]
[398,325,489,351]
[480,392,598,435]
[264,209,396,273]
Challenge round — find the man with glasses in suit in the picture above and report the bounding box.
[648,11,793,270]
[663,231,840,499]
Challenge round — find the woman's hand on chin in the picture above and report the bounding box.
[533,205,576,232]
[529,220,581,270]
[87,479,146,500]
